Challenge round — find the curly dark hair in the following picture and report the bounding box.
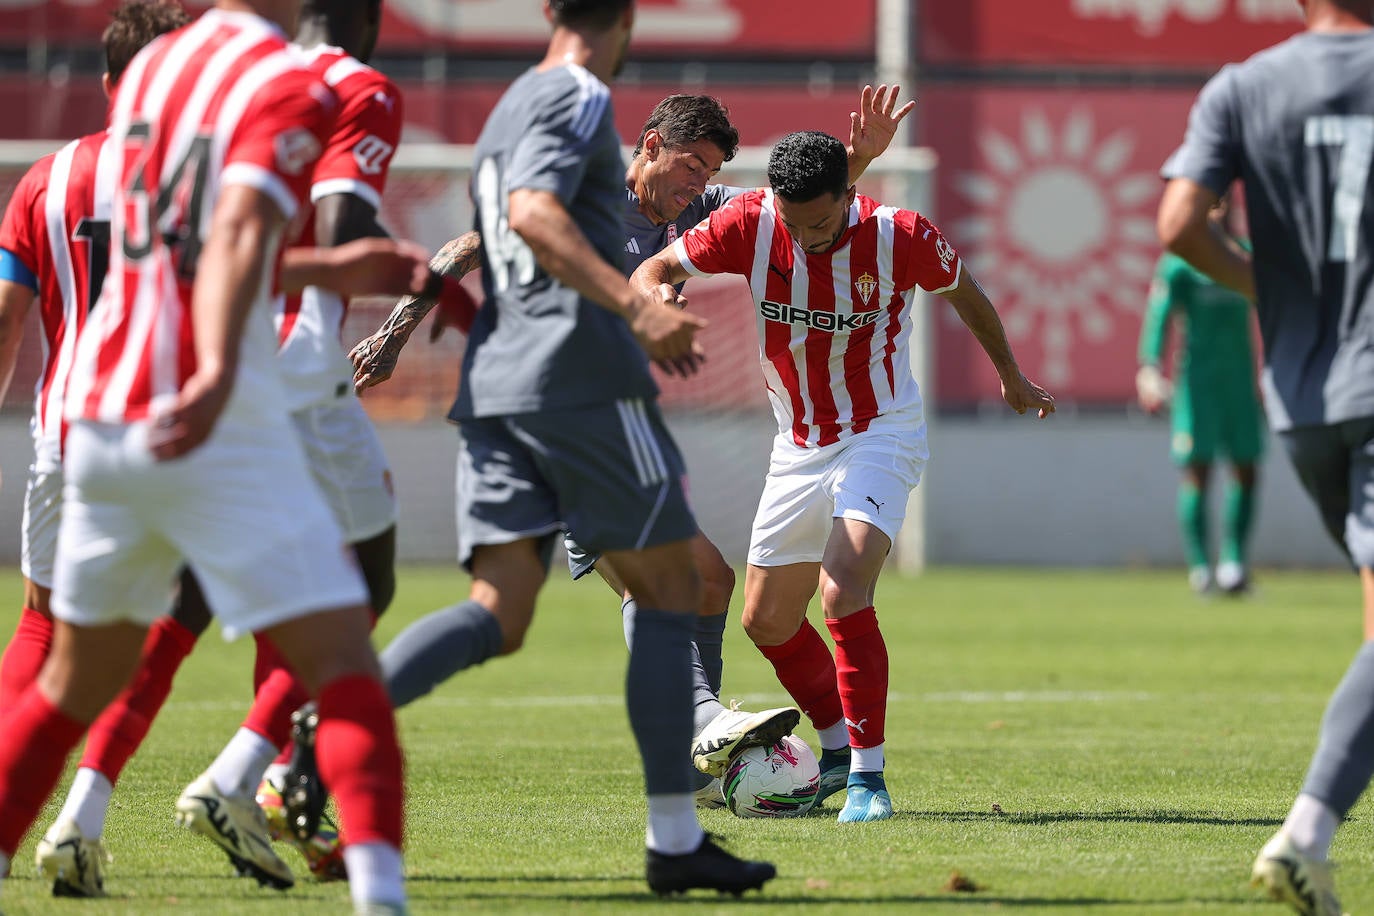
[549,0,633,30]
[633,95,739,161]
[104,0,190,84]
[767,131,849,202]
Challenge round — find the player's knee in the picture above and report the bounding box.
[740,604,792,647]
[698,561,735,617]
[23,580,52,616]
[818,574,867,618]
[497,618,531,655]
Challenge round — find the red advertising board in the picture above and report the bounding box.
[924,84,1202,406]
[922,0,1303,69]
[0,76,872,146]
[0,0,875,55]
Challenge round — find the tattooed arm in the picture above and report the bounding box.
[349,230,483,393]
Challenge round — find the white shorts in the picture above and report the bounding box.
[291,399,396,543]
[52,417,368,640]
[748,429,926,567]
[20,431,64,588]
[20,462,62,589]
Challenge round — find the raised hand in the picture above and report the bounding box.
[849,84,917,166]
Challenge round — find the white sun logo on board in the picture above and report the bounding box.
[953,109,1159,385]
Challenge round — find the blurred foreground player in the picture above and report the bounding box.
[1159,0,1374,912]
[0,2,430,913]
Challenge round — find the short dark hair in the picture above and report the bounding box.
[104,0,190,84]
[633,95,739,162]
[767,131,849,202]
[303,0,383,18]
[549,0,633,30]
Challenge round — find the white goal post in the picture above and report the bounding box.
[0,139,937,572]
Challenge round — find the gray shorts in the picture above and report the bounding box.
[564,533,600,580]
[456,398,696,572]
[1279,417,1374,567]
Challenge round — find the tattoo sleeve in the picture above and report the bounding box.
[351,231,483,382]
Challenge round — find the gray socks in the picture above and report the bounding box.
[623,598,725,737]
[379,600,503,709]
[694,610,727,697]
[1301,641,1374,817]
[625,607,698,795]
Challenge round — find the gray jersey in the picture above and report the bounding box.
[621,183,748,282]
[450,65,656,420]
[1163,31,1374,431]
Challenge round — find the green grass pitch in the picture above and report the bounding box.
[0,565,1369,914]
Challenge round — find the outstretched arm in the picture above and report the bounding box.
[940,267,1055,419]
[349,231,483,393]
[846,84,916,186]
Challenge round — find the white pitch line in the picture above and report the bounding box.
[163,689,1153,713]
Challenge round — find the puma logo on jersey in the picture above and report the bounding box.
[845,717,868,734]
[865,496,884,513]
[760,299,881,331]
[768,263,792,285]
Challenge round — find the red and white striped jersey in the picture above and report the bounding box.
[674,190,961,449]
[0,131,117,465]
[64,9,336,425]
[276,43,403,410]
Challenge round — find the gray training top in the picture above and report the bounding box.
[450,64,657,420]
[621,182,745,282]
[1163,30,1374,431]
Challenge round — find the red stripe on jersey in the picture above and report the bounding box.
[843,217,881,438]
[679,190,957,449]
[0,132,115,451]
[804,252,842,447]
[68,9,334,424]
[760,216,807,447]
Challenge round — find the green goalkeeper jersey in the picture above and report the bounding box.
[1139,252,1264,465]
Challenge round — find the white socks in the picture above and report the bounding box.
[851,743,884,773]
[262,761,289,790]
[207,728,278,797]
[817,721,849,752]
[1284,793,1340,860]
[342,841,406,909]
[57,767,114,840]
[645,793,703,855]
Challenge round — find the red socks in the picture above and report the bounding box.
[757,619,844,730]
[0,607,53,710]
[0,686,86,856]
[243,634,310,748]
[827,607,888,749]
[78,616,198,782]
[316,674,404,848]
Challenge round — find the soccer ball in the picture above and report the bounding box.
[723,735,820,818]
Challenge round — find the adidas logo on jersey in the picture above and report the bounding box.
[625,237,641,254]
[760,299,883,332]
